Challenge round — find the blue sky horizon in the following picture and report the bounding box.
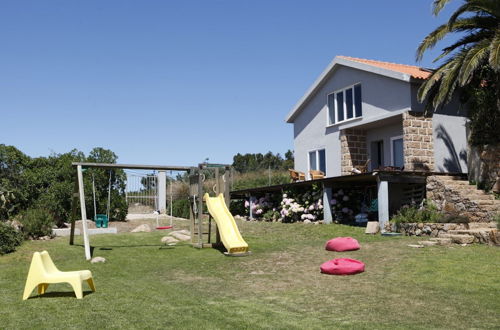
[1,0,461,166]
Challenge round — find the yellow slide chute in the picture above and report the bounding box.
[203,193,249,255]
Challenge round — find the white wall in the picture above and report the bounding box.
[293,65,411,177]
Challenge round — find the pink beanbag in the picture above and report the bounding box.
[320,258,365,275]
[325,237,360,252]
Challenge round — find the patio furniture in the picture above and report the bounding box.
[288,169,306,182]
[355,159,371,173]
[309,170,325,180]
[23,251,95,300]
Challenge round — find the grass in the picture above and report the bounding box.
[1,219,499,329]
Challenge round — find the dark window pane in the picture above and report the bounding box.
[309,151,317,170]
[336,92,344,122]
[318,149,326,174]
[346,88,353,119]
[393,138,404,168]
[354,84,362,117]
[327,94,335,125]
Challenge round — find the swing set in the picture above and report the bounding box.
[69,162,243,260]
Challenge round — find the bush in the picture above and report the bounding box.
[18,208,54,239]
[229,199,246,217]
[171,199,191,219]
[0,222,23,255]
[392,201,443,224]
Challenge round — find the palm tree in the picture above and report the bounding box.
[416,0,500,111]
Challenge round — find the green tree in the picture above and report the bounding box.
[416,0,500,114]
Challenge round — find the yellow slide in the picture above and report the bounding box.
[203,193,249,255]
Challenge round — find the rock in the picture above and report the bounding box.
[415,229,422,236]
[430,238,452,246]
[161,236,179,245]
[365,221,379,234]
[408,244,424,248]
[303,220,312,224]
[176,229,191,236]
[131,224,151,233]
[417,223,424,229]
[418,241,438,246]
[423,225,432,234]
[431,229,439,237]
[64,222,71,228]
[169,231,191,241]
[39,236,52,241]
[91,256,106,264]
[439,234,475,244]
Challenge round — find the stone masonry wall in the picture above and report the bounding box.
[403,111,434,171]
[468,144,500,190]
[340,129,367,175]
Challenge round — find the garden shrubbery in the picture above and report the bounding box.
[391,201,470,224]
[0,222,23,255]
[18,208,54,239]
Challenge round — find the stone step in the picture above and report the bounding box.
[429,237,453,245]
[448,229,495,235]
[418,240,439,246]
[438,234,475,244]
[468,222,497,229]
[437,176,468,181]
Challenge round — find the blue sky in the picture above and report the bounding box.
[0,0,461,166]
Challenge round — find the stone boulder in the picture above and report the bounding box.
[91,256,106,264]
[169,231,191,241]
[161,236,179,245]
[131,224,151,233]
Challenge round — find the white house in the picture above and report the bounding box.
[285,56,469,179]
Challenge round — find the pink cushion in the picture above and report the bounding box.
[320,258,365,275]
[325,237,360,252]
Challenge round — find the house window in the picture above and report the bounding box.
[391,136,404,168]
[327,84,362,125]
[309,149,326,176]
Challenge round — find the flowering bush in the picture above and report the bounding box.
[280,184,323,223]
[244,194,275,219]
[329,188,362,223]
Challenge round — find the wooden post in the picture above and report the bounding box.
[322,185,333,224]
[197,166,204,248]
[69,177,79,245]
[377,177,389,232]
[188,169,198,246]
[77,165,91,260]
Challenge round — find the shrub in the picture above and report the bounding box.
[230,199,246,216]
[0,222,23,255]
[392,201,443,224]
[18,208,54,239]
[171,199,191,219]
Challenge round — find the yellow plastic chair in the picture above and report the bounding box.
[23,251,95,300]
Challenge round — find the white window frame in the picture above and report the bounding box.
[390,135,404,167]
[326,83,362,127]
[307,148,326,178]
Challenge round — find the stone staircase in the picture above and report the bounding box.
[426,175,500,222]
[417,222,499,246]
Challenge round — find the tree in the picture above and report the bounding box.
[416,0,500,115]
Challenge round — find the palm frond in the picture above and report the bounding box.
[432,0,452,16]
[489,31,500,70]
[435,30,494,62]
[447,0,498,28]
[416,22,450,61]
[458,39,490,85]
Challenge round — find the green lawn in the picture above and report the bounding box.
[1,220,499,329]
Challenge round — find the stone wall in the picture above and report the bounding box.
[403,111,434,171]
[340,129,368,175]
[426,175,500,222]
[384,222,467,236]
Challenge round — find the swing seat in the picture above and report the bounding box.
[156,226,173,230]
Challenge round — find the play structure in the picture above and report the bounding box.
[23,251,95,300]
[70,162,250,260]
